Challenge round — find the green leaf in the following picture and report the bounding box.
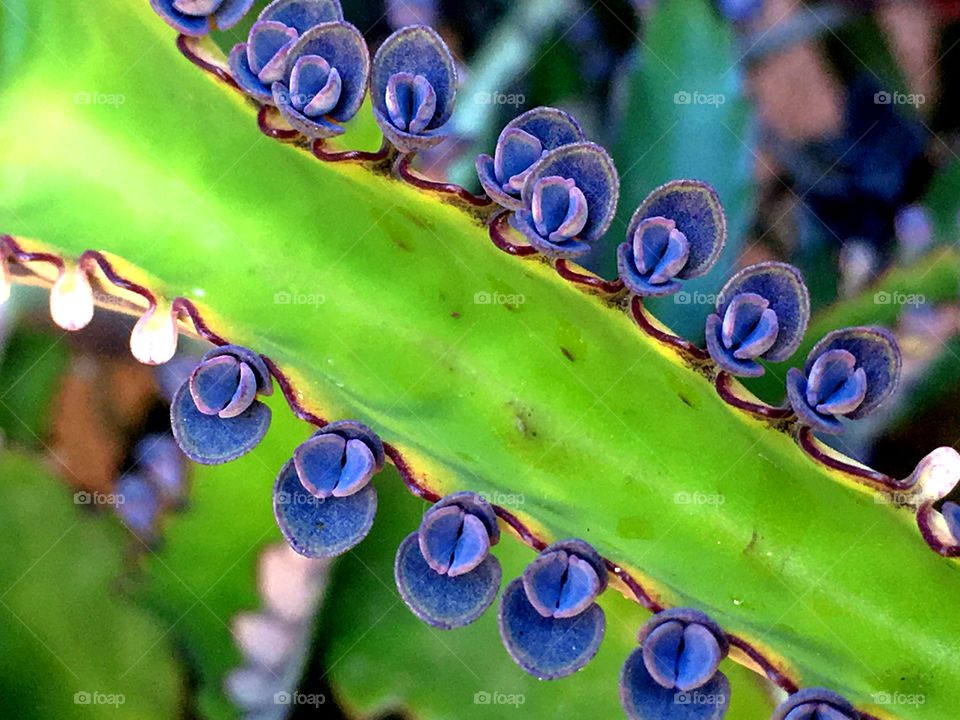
[608,0,754,338]
[0,450,182,719]
[0,296,69,445]
[1,2,959,718]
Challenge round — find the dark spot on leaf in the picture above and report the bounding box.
[560,346,575,362]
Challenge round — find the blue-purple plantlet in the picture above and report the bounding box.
[509,142,619,258]
[271,21,370,139]
[620,608,731,720]
[476,106,585,210]
[371,25,457,153]
[786,326,901,434]
[274,420,383,558]
[618,180,726,296]
[229,0,345,103]
[498,538,607,679]
[394,492,502,629]
[705,262,810,377]
[170,345,273,465]
[769,687,858,720]
[151,0,255,36]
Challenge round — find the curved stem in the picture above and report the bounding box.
[312,137,393,164]
[916,502,960,557]
[796,426,910,492]
[176,34,239,92]
[715,371,794,420]
[395,152,493,207]
[487,210,538,257]
[630,295,709,361]
[554,259,624,295]
[257,105,299,141]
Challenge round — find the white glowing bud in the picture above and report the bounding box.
[0,259,10,305]
[130,306,178,365]
[908,446,960,503]
[49,266,94,330]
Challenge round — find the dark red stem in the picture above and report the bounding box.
[175,34,239,92]
[715,371,794,420]
[257,105,299,141]
[487,210,538,257]
[554,259,624,294]
[312,137,392,164]
[630,296,709,360]
[396,153,493,207]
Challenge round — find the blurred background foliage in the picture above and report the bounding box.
[1,0,959,717]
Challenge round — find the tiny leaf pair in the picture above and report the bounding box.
[705,262,810,377]
[620,608,730,720]
[617,180,727,297]
[274,420,384,557]
[229,0,345,103]
[477,106,585,210]
[151,0,254,36]
[395,492,502,629]
[786,326,901,433]
[372,25,457,153]
[171,345,273,465]
[498,539,607,679]
[508,143,620,258]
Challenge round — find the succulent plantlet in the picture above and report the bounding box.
[274,420,384,558]
[150,0,254,36]
[499,539,607,679]
[229,0,345,103]
[476,106,586,210]
[170,345,274,465]
[786,326,902,434]
[705,262,810,377]
[271,21,370,139]
[113,474,161,540]
[770,687,858,720]
[509,142,619,258]
[620,608,731,720]
[370,25,457,153]
[394,492,502,629]
[618,180,727,296]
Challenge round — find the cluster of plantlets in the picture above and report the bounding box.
[2,0,959,717]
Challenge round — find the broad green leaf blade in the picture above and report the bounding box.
[0,450,182,719]
[1,2,958,718]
